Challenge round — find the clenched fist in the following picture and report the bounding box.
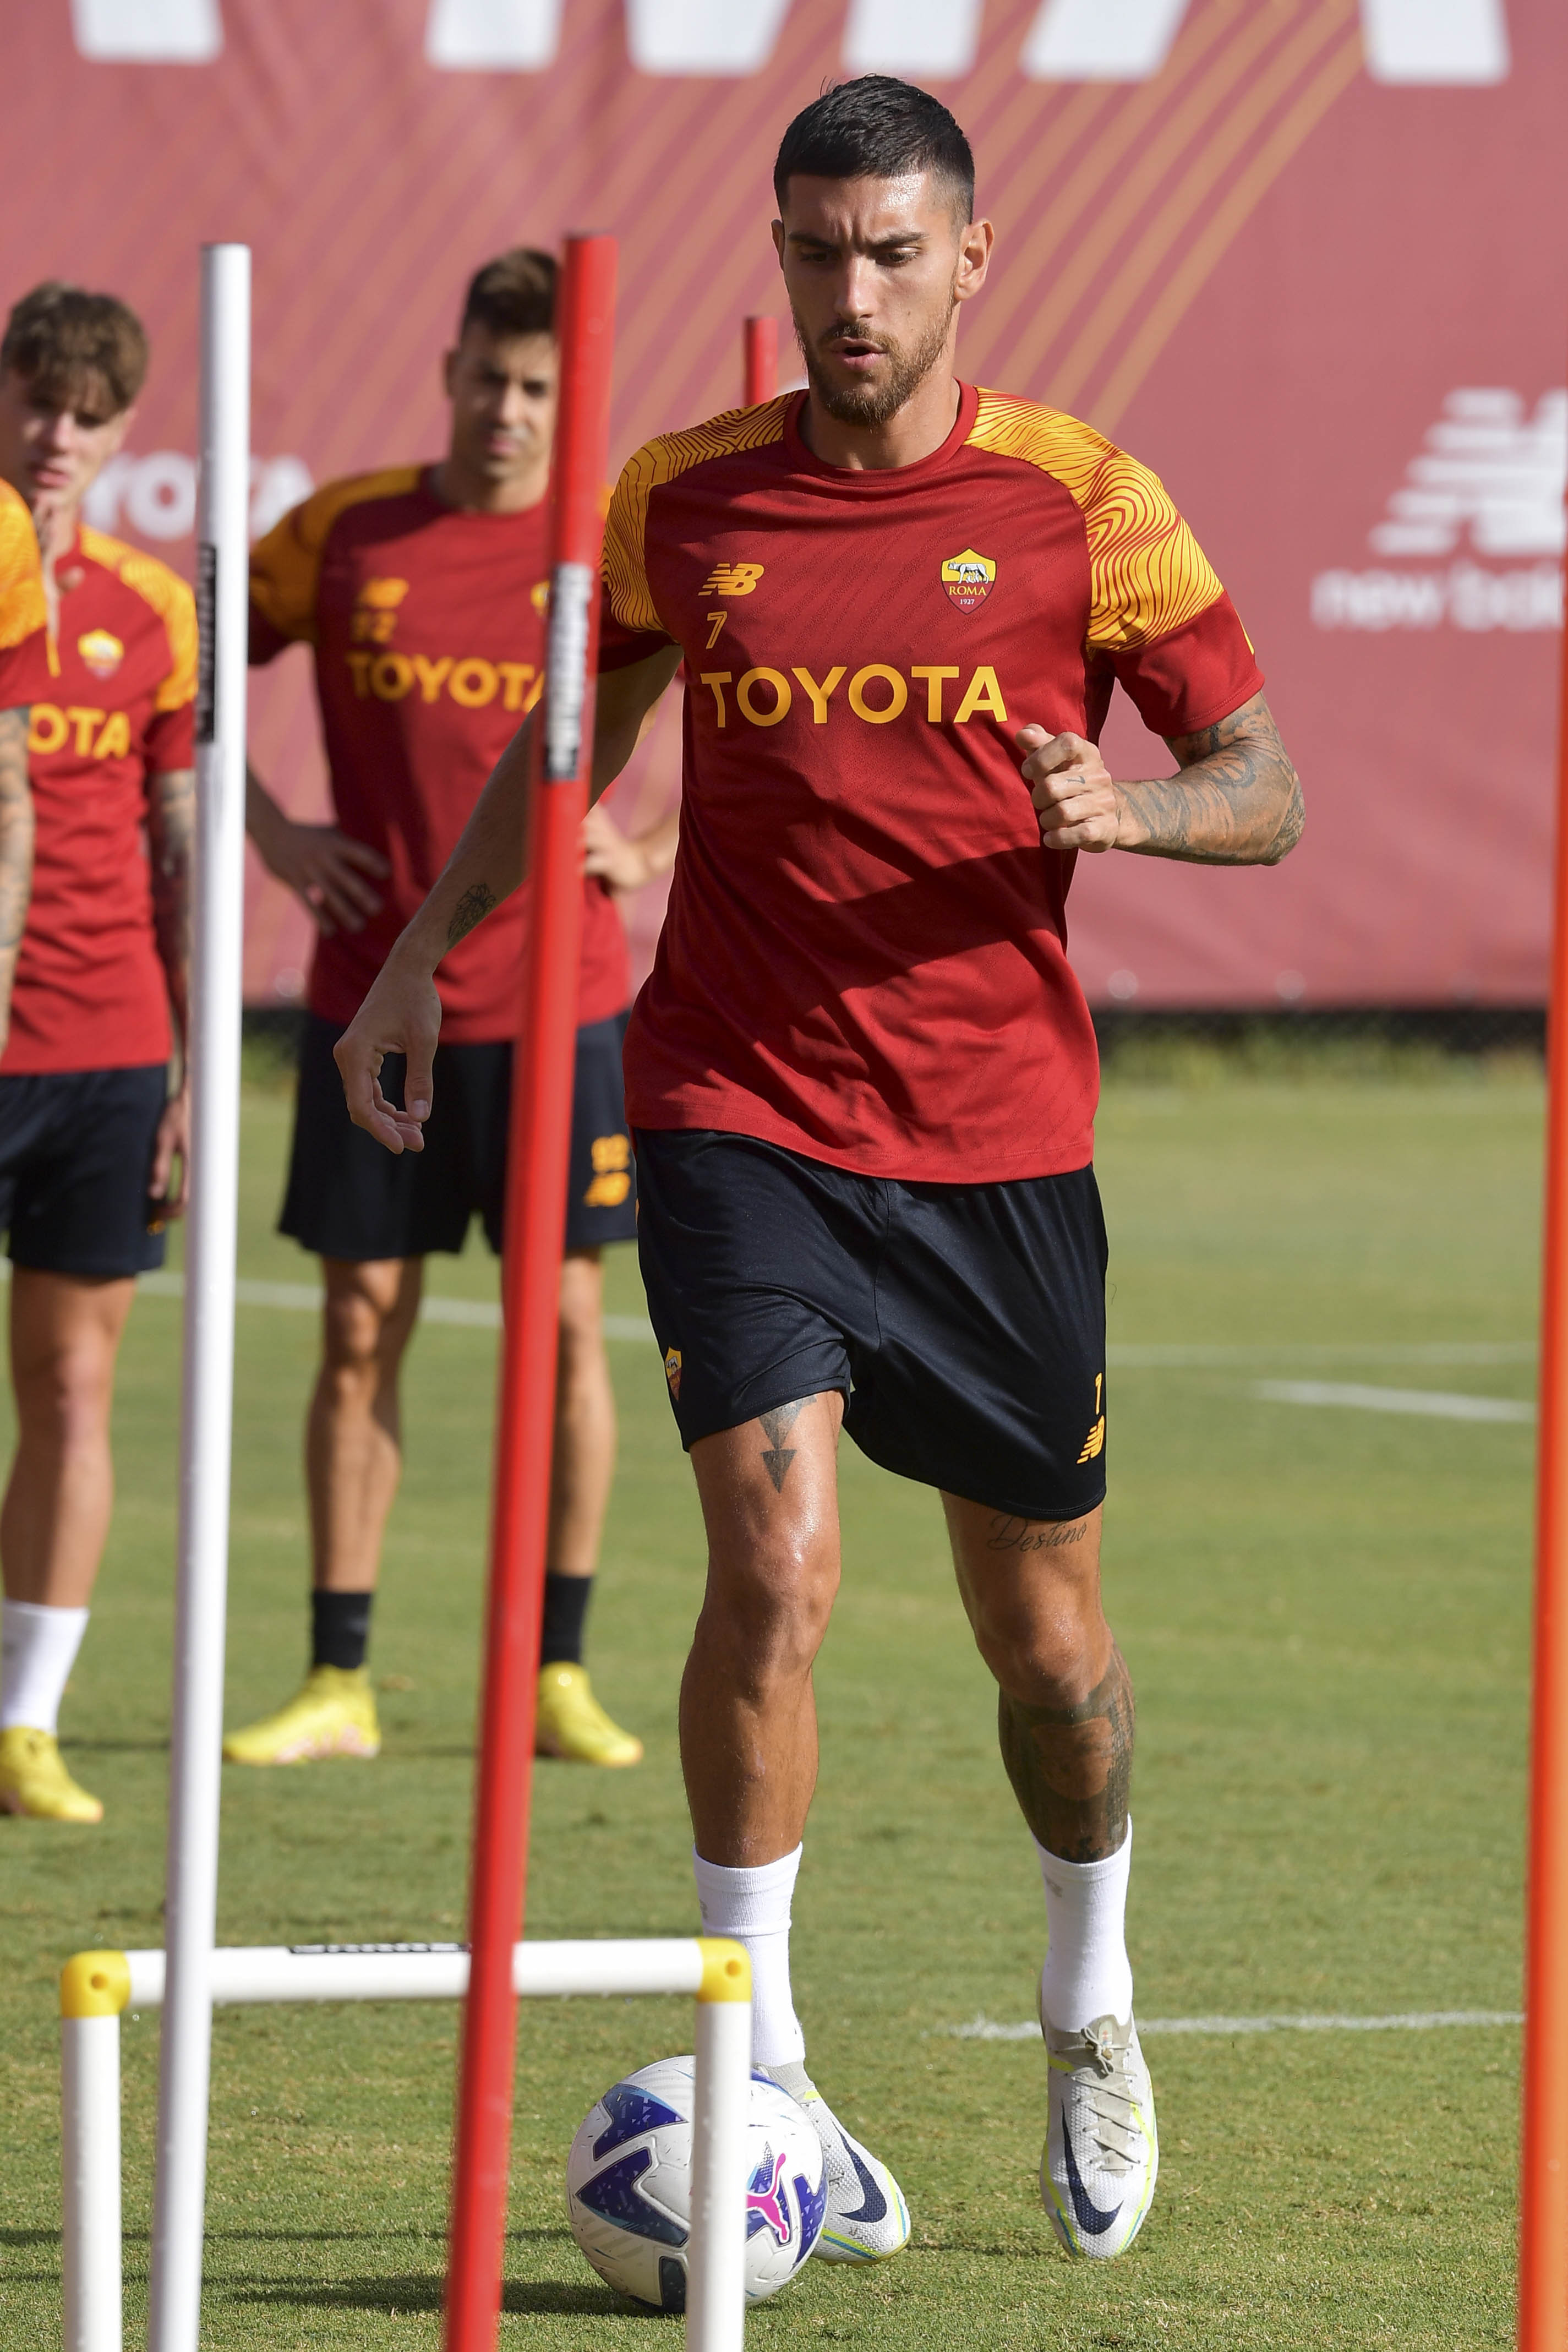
[1015,725,1122,855]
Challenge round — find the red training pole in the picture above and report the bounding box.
[744,313,777,406]
[1521,576,1568,2351]
[444,231,618,2352]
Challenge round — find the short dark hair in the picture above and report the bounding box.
[0,281,148,413]
[458,247,556,343]
[773,77,975,222]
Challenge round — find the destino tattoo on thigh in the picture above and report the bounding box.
[757,1400,808,1493]
[985,1513,1088,1553]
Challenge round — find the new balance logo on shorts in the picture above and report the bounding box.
[1077,1374,1106,1466]
[583,1132,632,1209]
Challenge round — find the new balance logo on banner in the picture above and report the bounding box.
[1369,390,1567,560]
[73,0,1512,81]
[1312,388,1566,635]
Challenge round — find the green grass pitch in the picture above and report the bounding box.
[0,1068,1537,2347]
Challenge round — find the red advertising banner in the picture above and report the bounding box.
[7,0,1562,1007]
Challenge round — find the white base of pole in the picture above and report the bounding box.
[687,1996,752,2352]
[62,2013,121,2352]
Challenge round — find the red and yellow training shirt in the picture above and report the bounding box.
[599,383,1263,1185]
[249,469,630,1043]
[0,520,195,1076]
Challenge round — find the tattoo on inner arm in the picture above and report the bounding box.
[758,1400,807,1492]
[447,882,497,948]
[148,768,195,1028]
[997,1644,1134,1863]
[1128,693,1304,867]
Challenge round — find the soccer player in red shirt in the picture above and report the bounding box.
[0,285,195,1824]
[227,249,673,1773]
[336,83,1302,2266]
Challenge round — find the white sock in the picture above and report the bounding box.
[1,1601,91,1736]
[1036,1820,1135,2032]
[691,1844,806,2068]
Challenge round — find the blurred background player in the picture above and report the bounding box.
[227,248,675,1772]
[0,283,195,1824]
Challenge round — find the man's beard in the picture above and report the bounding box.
[796,299,956,429]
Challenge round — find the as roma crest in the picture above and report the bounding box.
[78,628,124,679]
[941,548,996,612]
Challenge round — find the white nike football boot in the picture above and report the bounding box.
[761,2061,911,2263]
[1039,1990,1159,2258]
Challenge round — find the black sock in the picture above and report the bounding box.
[312,1590,373,1672]
[540,1573,592,1668]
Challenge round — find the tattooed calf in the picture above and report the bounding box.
[997,1646,1135,1862]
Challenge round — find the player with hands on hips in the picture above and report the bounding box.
[226,248,676,1775]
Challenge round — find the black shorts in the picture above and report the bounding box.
[280,1012,638,1262]
[633,1128,1108,1524]
[0,1063,170,1279]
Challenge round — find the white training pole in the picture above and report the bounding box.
[62,2014,122,2352]
[146,241,250,2352]
[686,1972,752,2352]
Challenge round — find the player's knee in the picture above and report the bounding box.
[13,1340,114,1451]
[701,1539,838,1684]
[970,1585,1108,1710]
[555,1261,605,1370]
[320,1283,403,1380]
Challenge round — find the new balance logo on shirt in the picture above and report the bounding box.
[699,562,764,596]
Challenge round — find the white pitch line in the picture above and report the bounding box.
[1254,1379,1534,1423]
[124,1267,653,1342]
[1112,1340,1533,1367]
[948,2009,1522,2041]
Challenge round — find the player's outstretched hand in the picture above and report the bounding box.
[333,963,443,1155]
[1016,725,1121,854]
[261,816,390,935]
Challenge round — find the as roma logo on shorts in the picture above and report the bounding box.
[941,548,996,612]
[663,1347,682,1401]
[78,627,124,678]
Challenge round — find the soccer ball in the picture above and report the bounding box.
[566,2056,827,2311]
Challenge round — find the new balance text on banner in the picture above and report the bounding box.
[12,0,1564,1008]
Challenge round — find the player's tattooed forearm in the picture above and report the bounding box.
[149,768,195,1019]
[985,1514,1089,1553]
[1124,692,1303,867]
[758,1400,807,1493]
[997,1645,1134,1863]
[0,707,36,958]
[447,882,497,947]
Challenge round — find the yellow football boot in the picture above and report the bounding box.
[0,1726,104,1822]
[534,1663,643,1767]
[222,1664,380,1765]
